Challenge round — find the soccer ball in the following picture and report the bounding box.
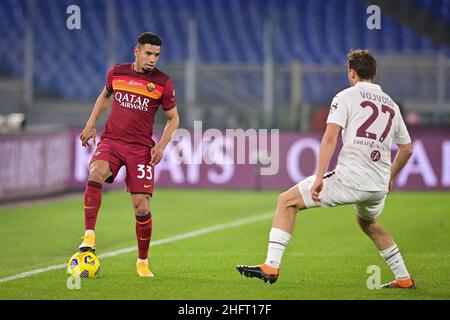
[67,251,101,278]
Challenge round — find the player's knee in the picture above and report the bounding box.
[88,170,105,183]
[278,192,302,212]
[134,203,149,216]
[133,197,150,216]
[88,165,109,183]
[277,192,288,206]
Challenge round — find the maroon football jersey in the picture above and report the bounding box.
[101,63,176,147]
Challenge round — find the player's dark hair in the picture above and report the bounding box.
[346,49,377,80]
[137,32,163,47]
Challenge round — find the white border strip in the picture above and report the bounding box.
[0,212,273,283]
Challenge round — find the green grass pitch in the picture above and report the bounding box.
[0,189,449,300]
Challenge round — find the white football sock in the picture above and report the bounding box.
[84,229,95,235]
[137,258,148,264]
[380,244,410,280]
[264,228,291,269]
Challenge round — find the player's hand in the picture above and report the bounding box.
[310,178,323,203]
[80,124,97,147]
[150,143,164,166]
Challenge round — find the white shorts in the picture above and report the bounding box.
[297,172,387,221]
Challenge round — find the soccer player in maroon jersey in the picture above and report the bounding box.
[78,32,180,277]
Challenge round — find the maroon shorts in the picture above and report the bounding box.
[90,139,154,194]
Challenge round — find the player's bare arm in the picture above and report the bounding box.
[389,143,413,192]
[80,87,112,147]
[150,106,180,166]
[311,123,341,202]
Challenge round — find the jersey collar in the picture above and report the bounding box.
[355,82,382,91]
[131,63,156,75]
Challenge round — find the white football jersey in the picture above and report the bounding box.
[326,82,411,192]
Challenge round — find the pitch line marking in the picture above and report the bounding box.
[0,212,273,283]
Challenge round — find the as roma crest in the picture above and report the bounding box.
[146,82,156,92]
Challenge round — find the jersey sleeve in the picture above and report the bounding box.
[161,78,177,111]
[105,65,116,94]
[326,94,347,129]
[393,111,411,145]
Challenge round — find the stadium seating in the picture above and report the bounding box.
[0,0,448,105]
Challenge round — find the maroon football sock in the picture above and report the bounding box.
[136,212,153,260]
[84,181,102,231]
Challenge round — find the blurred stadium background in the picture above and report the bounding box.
[0,0,449,202]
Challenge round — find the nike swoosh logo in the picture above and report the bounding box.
[144,185,152,188]
[84,206,96,209]
[139,237,151,241]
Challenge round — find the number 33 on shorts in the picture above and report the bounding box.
[137,164,153,180]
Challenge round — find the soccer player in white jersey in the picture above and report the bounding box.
[237,49,415,289]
